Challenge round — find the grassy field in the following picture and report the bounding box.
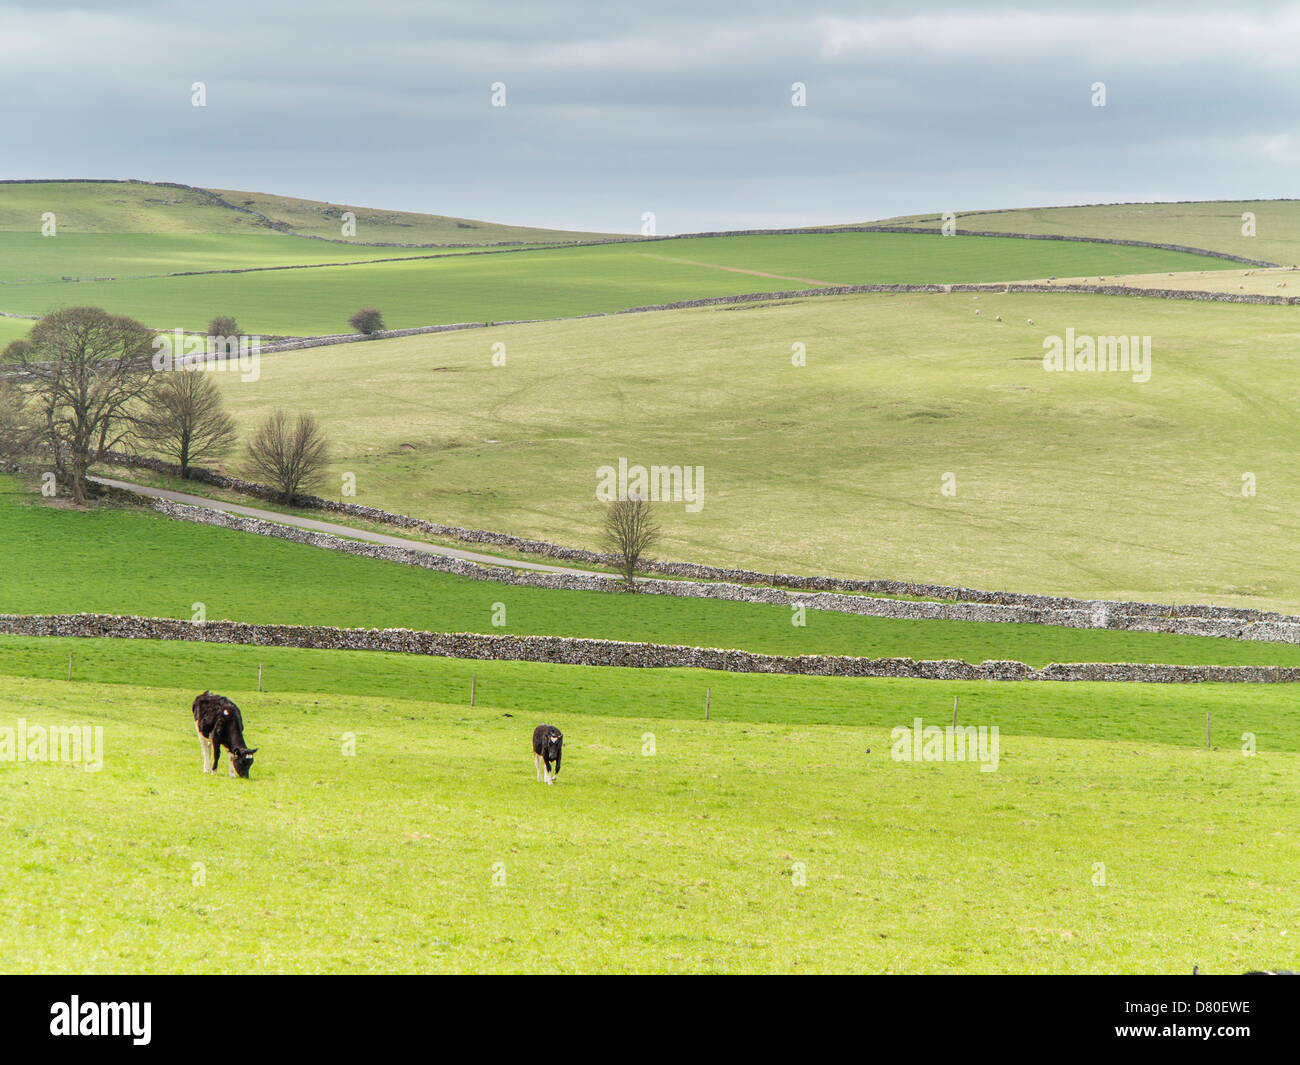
[6,479,1296,666]
[2,634,1297,746]
[185,290,1300,611]
[207,187,618,244]
[0,180,612,245]
[0,316,35,347]
[0,182,266,235]
[0,231,1235,336]
[0,233,486,285]
[1025,267,1300,296]
[885,200,1300,267]
[1,659,1296,973]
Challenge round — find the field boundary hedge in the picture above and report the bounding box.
[2,612,1297,683]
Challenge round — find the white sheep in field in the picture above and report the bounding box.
[975,309,980,315]
[995,315,1002,322]
[1027,318,1034,325]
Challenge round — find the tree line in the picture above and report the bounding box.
[0,306,329,504]
[1,304,663,590]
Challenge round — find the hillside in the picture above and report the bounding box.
[193,291,1300,611]
[208,187,620,245]
[0,179,617,245]
[880,199,1300,267]
[0,229,1237,337]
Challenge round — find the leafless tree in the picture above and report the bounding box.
[602,495,661,591]
[245,409,330,503]
[134,369,237,478]
[348,308,385,336]
[208,315,240,338]
[3,306,156,504]
[0,378,36,466]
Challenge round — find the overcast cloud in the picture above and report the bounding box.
[1,1,1296,233]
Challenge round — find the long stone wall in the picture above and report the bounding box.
[1,612,1296,683]
[148,498,1300,646]
[96,451,1299,631]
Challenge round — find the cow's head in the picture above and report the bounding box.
[232,747,258,778]
[544,730,562,760]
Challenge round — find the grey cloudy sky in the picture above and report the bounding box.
[1,1,1296,233]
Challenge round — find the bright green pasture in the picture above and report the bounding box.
[0,232,1233,336]
[0,232,477,284]
[1,636,1296,748]
[0,664,1295,973]
[5,479,1296,667]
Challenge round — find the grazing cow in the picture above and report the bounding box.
[192,691,258,778]
[532,724,563,784]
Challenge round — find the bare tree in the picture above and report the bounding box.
[207,315,240,338]
[134,369,237,478]
[348,308,385,335]
[0,379,36,466]
[4,306,156,504]
[245,409,330,503]
[602,495,661,591]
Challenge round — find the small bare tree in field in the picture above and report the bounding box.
[207,315,240,338]
[245,409,330,503]
[602,495,661,591]
[348,308,385,336]
[3,306,156,504]
[134,369,237,478]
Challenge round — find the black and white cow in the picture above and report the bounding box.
[193,691,258,778]
[532,724,562,784]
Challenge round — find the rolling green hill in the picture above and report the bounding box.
[208,186,619,244]
[0,231,1236,336]
[178,290,1300,611]
[883,200,1300,267]
[0,179,615,244]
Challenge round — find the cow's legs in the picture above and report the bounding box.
[227,752,237,778]
[196,722,213,773]
[543,758,553,785]
[534,752,542,782]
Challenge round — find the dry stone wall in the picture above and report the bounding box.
[149,498,1300,646]
[2,612,1297,684]
[100,454,1299,629]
